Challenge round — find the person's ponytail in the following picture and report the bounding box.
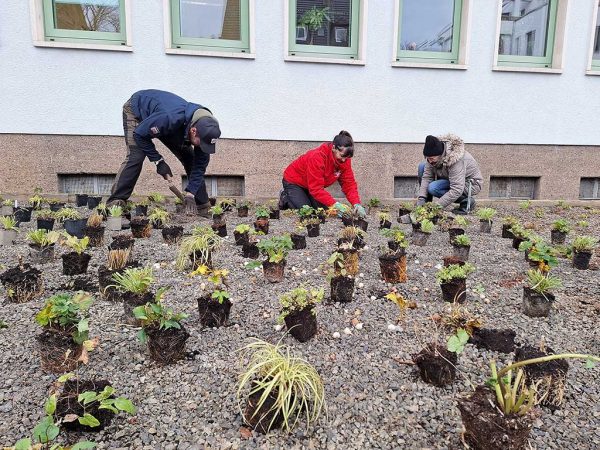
[333,130,354,157]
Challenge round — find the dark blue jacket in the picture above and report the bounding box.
[130,89,208,162]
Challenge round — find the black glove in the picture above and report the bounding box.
[184,196,197,216]
[156,160,173,179]
[416,197,426,206]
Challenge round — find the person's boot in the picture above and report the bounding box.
[452,197,476,215]
[106,199,127,209]
[196,202,211,218]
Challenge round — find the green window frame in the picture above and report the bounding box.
[396,0,463,64]
[170,0,250,53]
[42,0,127,45]
[497,0,558,68]
[288,0,361,59]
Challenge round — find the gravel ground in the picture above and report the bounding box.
[0,202,599,449]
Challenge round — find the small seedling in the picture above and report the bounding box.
[447,328,469,354]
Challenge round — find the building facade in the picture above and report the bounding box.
[1,0,599,201]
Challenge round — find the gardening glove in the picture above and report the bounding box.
[416,197,426,207]
[184,195,197,216]
[155,158,173,179]
[332,202,349,218]
[353,204,366,218]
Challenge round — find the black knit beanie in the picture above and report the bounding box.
[423,135,444,157]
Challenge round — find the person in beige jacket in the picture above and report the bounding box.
[416,134,483,215]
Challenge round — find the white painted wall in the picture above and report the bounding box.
[0,0,599,145]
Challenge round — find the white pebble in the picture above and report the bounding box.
[313,268,318,272]
[355,323,363,330]
[243,261,248,266]
[480,294,485,299]
[333,332,341,339]
[153,263,160,269]
[363,246,369,250]
[415,259,420,265]
[370,296,376,300]
[358,282,364,288]
[387,324,397,331]
[343,327,352,335]
[306,257,311,261]
[302,270,307,274]
[254,267,260,271]
[359,273,365,278]
[274,324,283,331]
[435,264,442,269]
[291,266,297,271]
[422,272,427,278]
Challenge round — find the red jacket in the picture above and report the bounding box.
[283,142,361,207]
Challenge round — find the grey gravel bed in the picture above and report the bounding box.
[0,203,599,449]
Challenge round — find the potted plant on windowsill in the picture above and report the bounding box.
[279,286,323,342]
[237,339,325,434]
[35,291,93,373]
[133,288,189,365]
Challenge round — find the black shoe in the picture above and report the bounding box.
[106,199,127,209]
[452,198,476,215]
[196,202,211,218]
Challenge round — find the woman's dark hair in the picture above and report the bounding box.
[333,130,354,157]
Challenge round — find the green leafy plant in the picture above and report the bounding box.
[0,216,18,231]
[55,208,81,222]
[526,269,562,296]
[447,328,469,354]
[380,226,409,247]
[211,289,231,304]
[518,238,558,271]
[27,229,60,247]
[385,291,417,321]
[237,338,325,432]
[551,219,570,233]
[488,353,600,415]
[147,192,165,203]
[176,226,222,270]
[60,234,89,254]
[411,203,442,223]
[219,198,236,208]
[2,199,13,207]
[534,207,545,219]
[509,223,532,240]
[572,236,598,252]
[148,207,170,227]
[234,224,252,234]
[339,226,365,242]
[35,292,93,344]
[476,207,496,223]
[577,220,589,228]
[255,205,270,219]
[279,286,323,322]
[555,199,571,210]
[257,235,293,263]
[452,234,471,247]
[378,211,391,222]
[419,219,435,234]
[29,193,45,209]
[436,263,476,284]
[325,251,346,279]
[367,198,381,208]
[453,216,470,228]
[519,200,531,209]
[108,205,123,218]
[110,267,153,294]
[37,208,55,220]
[298,6,330,44]
[297,205,316,220]
[96,203,108,215]
[503,216,519,226]
[238,200,251,208]
[209,205,224,216]
[133,288,188,343]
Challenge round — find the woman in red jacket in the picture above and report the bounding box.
[280,131,365,217]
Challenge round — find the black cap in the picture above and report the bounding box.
[423,135,444,157]
[192,116,221,154]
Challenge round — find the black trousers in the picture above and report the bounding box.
[108,99,209,205]
[281,179,327,209]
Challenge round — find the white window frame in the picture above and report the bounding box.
[163,0,256,59]
[587,0,600,75]
[29,0,133,52]
[391,0,472,70]
[492,0,568,74]
[283,0,368,65]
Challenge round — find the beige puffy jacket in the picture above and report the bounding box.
[418,134,483,208]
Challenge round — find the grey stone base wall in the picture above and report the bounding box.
[1,134,599,202]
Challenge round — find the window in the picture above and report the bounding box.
[579,178,600,200]
[394,177,419,198]
[395,0,463,65]
[41,0,127,45]
[169,0,251,54]
[489,177,538,199]
[590,1,600,71]
[181,175,245,197]
[496,0,558,68]
[58,174,116,195]
[288,0,361,60]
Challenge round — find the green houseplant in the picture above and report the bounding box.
[476,207,496,233]
[257,235,293,282]
[550,219,570,244]
[298,6,331,45]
